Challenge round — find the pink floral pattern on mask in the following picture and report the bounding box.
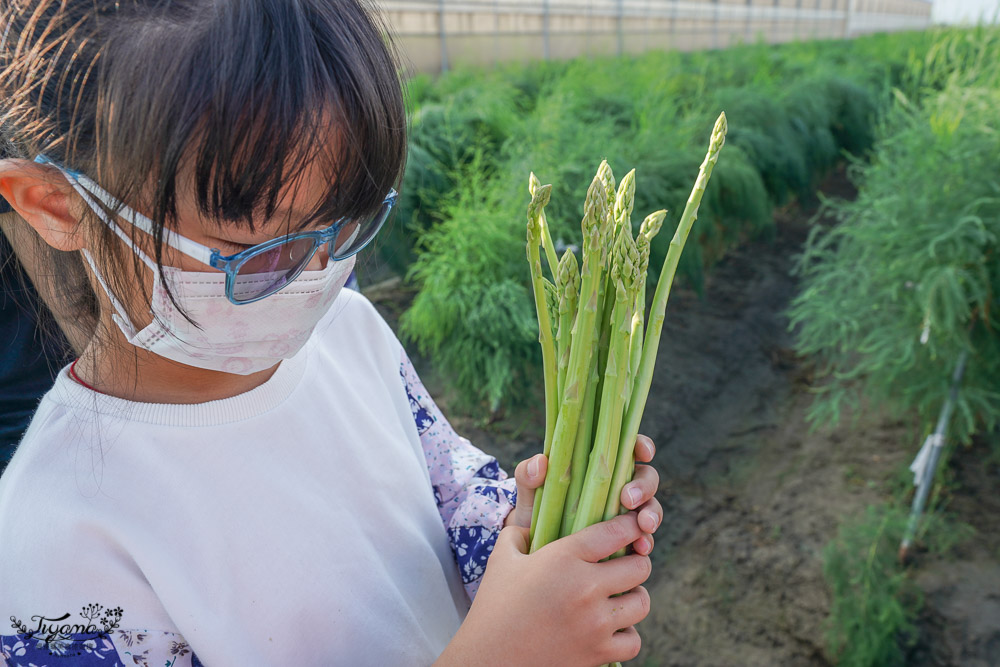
[83,247,356,376]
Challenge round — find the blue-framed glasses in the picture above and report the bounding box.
[36,155,397,304]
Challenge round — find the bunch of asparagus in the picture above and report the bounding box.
[526,113,727,553]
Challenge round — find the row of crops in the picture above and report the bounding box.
[790,25,1000,446]
[373,26,996,417]
[790,28,1000,666]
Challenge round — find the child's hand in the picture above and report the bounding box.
[440,512,653,666]
[504,434,662,556]
[437,439,661,666]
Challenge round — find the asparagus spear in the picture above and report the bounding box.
[543,278,559,343]
[555,249,580,404]
[560,353,599,536]
[625,210,667,407]
[603,112,728,526]
[530,172,560,279]
[571,225,641,535]
[526,184,557,467]
[530,167,611,552]
[595,170,637,411]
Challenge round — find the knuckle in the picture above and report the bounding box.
[581,576,600,601]
[582,605,605,637]
[601,517,630,544]
[632,555,652,582]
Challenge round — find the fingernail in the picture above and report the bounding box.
[527,457,539,478]
[643,510,660,532]
[638,537,651,553]
[626,486,642,508]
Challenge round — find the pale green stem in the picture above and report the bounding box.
[539,210,560,280]
[570,291,634,534]
[560,354,599,537]
[556,250,580,406]
[525,186,558,465]
[605,113,727,538]
[530,171,609,552]
[530,172,561,280]
[623,284,645,415]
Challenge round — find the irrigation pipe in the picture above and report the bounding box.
[898,348,969,563]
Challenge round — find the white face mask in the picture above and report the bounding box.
[60,167,356,375]
[81,247,354,375]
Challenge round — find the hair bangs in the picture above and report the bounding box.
[95,0,406,236]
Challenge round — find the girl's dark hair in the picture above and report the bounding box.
[0,0,407,336]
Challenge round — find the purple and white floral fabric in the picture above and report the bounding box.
[399,349,517,601]
[2,629,201,666]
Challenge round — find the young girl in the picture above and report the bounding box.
[0,2,663,665]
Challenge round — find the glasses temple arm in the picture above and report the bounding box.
[70,171,217,267]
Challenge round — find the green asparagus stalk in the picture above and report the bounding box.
[612,169,636,241]
[529,168,611,552]
[603,112,728,527]
[625,210,666,407]
[543,278,559,342]
[597,161,617,216]
[595,170,637,398]
[530,172,560,279]
[570,225,641,535]
[555,249,580,404]
[560,353,599,536]
[639,208,667,244]
[526,183,557,464]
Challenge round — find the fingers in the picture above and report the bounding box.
[596,554,652,596]
[515,453,547,491]
[604,624,643,663]
[632,532,655,557]
[619,464,659,515]
[604,586,651,631]
[564,512,644,563]
[636,497,662,536]
[509,454,547,529]
[634,434,655,463]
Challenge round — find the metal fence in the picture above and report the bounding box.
[380,0,932,73]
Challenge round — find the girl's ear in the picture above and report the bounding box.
[0,159,84,251]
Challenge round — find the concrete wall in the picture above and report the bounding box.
[379,0,932,73]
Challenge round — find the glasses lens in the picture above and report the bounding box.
[330,199,393,259]
[230,236,317,303]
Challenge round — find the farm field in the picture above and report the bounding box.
[362,24,1000,666]
[370,166,999,666]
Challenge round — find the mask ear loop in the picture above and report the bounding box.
[57,168,159,338]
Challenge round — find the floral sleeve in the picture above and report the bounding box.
[399,349,517,602]
[1,629,201,666]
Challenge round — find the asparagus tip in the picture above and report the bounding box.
[614,170,636,226]
[711,112,728,154]
[639,209,667,241]
[527,183,553,243]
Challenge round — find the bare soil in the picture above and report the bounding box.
[367,165,1000,666]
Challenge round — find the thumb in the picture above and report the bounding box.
[495,524,531,555]
[509,454,547,529]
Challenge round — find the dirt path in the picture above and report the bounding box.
[369,166,1000,666]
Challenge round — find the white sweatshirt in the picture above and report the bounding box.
[0,290,515,666]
